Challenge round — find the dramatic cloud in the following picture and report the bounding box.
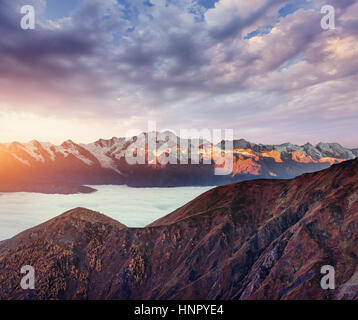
[0,0,357,146]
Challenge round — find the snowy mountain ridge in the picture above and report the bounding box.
[0,133,357,191]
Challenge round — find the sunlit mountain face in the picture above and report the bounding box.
[0,132,357,192]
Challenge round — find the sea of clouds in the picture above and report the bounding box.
[0,185,212,241]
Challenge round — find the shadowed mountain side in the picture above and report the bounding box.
[0,159,358,300]
[0,182,96,194]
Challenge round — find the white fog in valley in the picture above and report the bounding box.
[0,185,212,241]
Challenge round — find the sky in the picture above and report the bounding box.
[0,0,357,147]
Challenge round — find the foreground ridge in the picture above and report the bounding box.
[0,159,358,300]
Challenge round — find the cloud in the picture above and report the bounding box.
[0,0,357,146]
[0,185,212,240]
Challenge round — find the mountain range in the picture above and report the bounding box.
[0,158,358,299]
[0,132,357,193]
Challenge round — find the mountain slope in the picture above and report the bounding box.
[0,159,358,300]
[0,134,357,192]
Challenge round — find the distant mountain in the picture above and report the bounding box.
[1,158,358,299]
[0,133,357,193]
[0,182,96,194]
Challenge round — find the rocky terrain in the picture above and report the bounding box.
[0,158,357,300]
[0,133,357,193]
